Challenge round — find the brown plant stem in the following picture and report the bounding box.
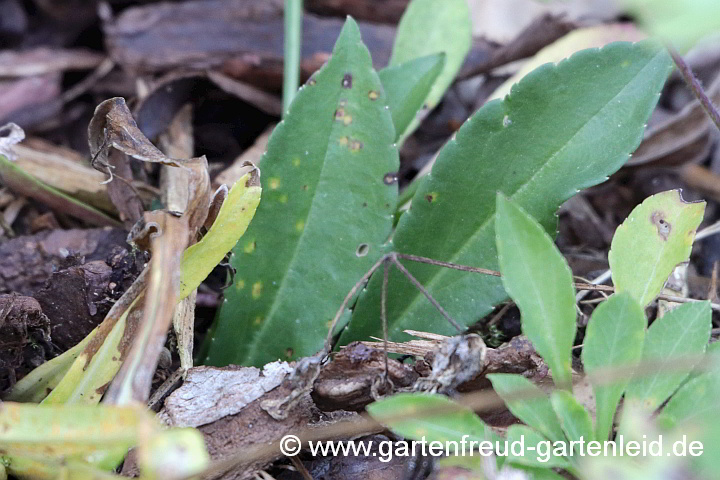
[668,44,720,132]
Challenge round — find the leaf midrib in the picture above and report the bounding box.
[631,307,704,402]
[390,49,664,334]
[244,44,356,363]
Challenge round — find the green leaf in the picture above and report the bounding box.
[367,393,487,444]
[550,390,594,448]
[658,370,720,428]
[494,195,576,388]
[388,0,471,139]
[506,425,570,470]
[378,53,445,141]
[488,374,566,443]
[204,18,399,366]
[489,24,646,102]
[609,189,705,307]
[342,41,672,349]
[623,0,720,51]
[581,293,646,440]
[625,301,712,410]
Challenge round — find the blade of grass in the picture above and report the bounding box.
[283,0,303,114]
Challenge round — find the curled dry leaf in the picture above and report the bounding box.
[32,98,216,405]
[105,213,189,405]
[88,97,212,234]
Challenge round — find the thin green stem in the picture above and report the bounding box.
[283,0,303,115]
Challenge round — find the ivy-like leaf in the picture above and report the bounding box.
[625,301,711,410]
[494,195,577,388]
[204,18,399,366]
[488,374,566,443]
[388,0,471,139]
[342,41,672,348]
[378,53,445,141]
[367,393,487,444]
[609,189,705,307]
[581,293,646,441]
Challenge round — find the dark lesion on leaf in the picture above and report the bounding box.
[651,211,671,240]
[342,73,352,89]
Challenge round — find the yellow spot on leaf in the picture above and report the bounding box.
[253,316,264,326]
[292,158,301,167]
[368,90,379,100]
[236,279,245,290]
[338,136,349,146]
[244,241,256,253]
[269,178,281,190]
[278,193,288,204]
[252,281,263,299]
[343,115,352,126]
[295,220,305,232]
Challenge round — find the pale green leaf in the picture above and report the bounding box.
[550,390,594,447]
[0,402,158,469]
[623,0,720,51]
[389,0,471,139]
[203,18,398,366]
[378,53,445,140]
[625,301,712,410]
[179,171,261,298]
[495,195,576,387]
[658,370,720,428]
[609,189,705,307]
[367,393,487,444]
[488,374,566,443]
[581,293,646,440]
[506,425,570,470]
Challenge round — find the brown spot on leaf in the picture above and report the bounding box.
[342,73,352,89]
[651,211,671,240]
[349,139,363,152]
